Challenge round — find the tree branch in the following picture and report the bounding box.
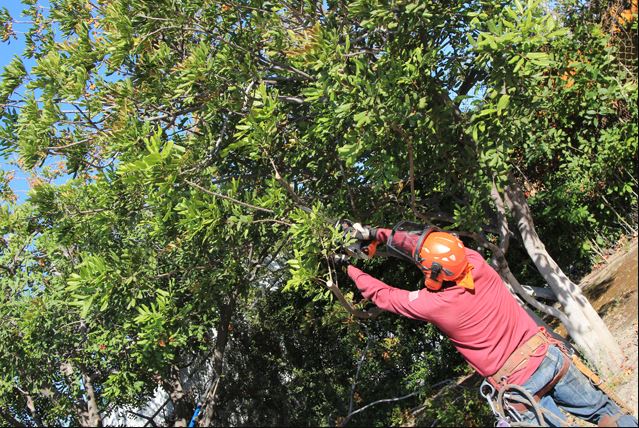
[268,157,312,213]
[459,231,569,325]
[14,387,43,427]
[391,123,422,221]
[185,180,274,214]
[128,411,158,427]
[80,371,103,427]
[0,407,25,427]
[277,95,306,104]
[490,178,511,257]
[197,292,236,426]
[347,329,371,417]
[324,263,382,320]
[340,390,420,426]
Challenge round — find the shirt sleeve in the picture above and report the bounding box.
[375,228,419,256]
[374,228,393,244]
[347,265,429,321]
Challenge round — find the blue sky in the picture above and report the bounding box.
[1,0,52,204]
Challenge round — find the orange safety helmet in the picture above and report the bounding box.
[415,230,470,291]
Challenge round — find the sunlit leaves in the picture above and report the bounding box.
[0,0,635,425]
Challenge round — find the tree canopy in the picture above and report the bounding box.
[0,0,636,426]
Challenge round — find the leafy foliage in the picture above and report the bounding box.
[0,0,636,426]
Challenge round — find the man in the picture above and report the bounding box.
[336,222,637,427]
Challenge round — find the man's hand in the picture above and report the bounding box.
[330,254,350,271]
[344,222,377,241]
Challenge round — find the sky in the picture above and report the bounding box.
[1,0,53,204]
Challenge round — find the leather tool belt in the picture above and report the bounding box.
[488,328,571,399]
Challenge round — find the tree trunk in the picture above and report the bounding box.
[59,362,103,427]
[79,371,103,427]
[162,366,192,427]
[198,293,236,427]
[504,178,624,378]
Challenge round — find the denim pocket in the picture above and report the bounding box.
[522,345,563,395]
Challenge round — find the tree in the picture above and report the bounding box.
[0,0,636,426]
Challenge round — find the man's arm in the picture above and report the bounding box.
[374,228,419,260]
[347,265,428,321]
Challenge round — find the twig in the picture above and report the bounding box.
[390,123,418,215]
[407,137,416,212]
[48,138,91,150]
[347,328,371,417]
[185,180,274,214]
[251,218,293,226]
[268,157,312,213]
[128,411,158,427]
[277,95,306,104]
[340,391,420,426]
[339,162,360,217]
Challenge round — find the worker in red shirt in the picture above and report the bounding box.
[335,222,637,427]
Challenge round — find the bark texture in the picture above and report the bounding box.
[503,178,624,378]
[162,366,192,427]
[80,371,103,427]
[197,293,236,427]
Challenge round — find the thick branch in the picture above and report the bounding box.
[161,366,191,427]
[490,179,511,256]
[14,387,43,427]
[197,292,237,427]
[503,175,624,376]
[80,372,102,427]
[455,67,486,100]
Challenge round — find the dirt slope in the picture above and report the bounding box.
[579,237,638,418]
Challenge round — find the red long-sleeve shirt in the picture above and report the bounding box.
[348,228,546,385]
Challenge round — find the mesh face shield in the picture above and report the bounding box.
[386,221,439,264]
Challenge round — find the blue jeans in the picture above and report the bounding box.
[518,345,638,427]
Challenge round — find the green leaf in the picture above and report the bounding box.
[497,94,510,113]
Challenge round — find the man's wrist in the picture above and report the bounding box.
[369,227,378,240]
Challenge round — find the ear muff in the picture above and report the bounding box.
[424,262,444,291]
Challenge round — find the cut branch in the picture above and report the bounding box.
[324,264,381,320]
